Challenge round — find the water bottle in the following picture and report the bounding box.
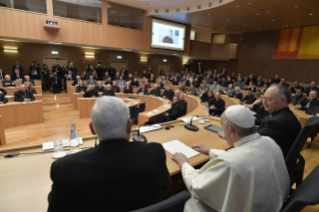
[70,122,80,147]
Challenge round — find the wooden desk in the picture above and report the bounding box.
[289,104,310,127]
[0,115,6,145]
[220,95,241,108]
[79,97,141,118]
[0,119,229,212]
[3,86,42,95]
[179,95,206,119]
[0,100,43,129]
[6,94,42,102]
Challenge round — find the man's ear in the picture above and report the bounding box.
[89,122,96,135]
[127,119,132,134]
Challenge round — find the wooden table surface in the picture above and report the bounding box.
[0,118,229,212]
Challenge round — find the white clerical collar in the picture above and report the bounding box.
[233,133,260,147]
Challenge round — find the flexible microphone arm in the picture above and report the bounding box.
[184,115,199,132]
[133,124,147,143]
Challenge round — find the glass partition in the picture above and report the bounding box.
[107,2,144,30]
[53,0,102,23]
[0,0,47,14]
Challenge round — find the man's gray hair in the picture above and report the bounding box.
[269,84,291,104]
[222,115,256,137]
[91,96,130,141]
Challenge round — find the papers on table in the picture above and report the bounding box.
[181,116,199,123]
[153,109,159,112]
[162,140,200,159]
[43,138,83,150]
[138,124,162,133]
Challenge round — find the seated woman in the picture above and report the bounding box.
[2,75,16,87]
[81,71,88,80]
[24,81,37,94]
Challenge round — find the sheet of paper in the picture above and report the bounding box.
[138,124,162,133]
[181,116,199,123]
[162,140,200,159]
[153,109,159,112]
[163,105,169,107]
[147,112,153,115]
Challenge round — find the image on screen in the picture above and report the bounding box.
[151,18,186,51]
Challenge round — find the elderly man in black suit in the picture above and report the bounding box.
[48,96,171,212]
[162,85,175,101]
[14,84,35,102]
[12,60,24,76]
[305,81,319,97]
[295,90,319,111]
[12,69,23,81]
[120,65,128,81]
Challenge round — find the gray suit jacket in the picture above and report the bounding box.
[292,95,307,105]
[117,80,126,87]
[87,79,97,87]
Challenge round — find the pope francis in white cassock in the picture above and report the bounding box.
[172,105,290,212]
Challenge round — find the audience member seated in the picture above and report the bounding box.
[2,75,16,87]
[260,84,268,93]
[144,78,151,88]
[179,83,188,93]
[92,71,98,80]
[295,90,319,111]
[131,78,140,87]
[51,74,61,94]
[149,74,156,83]
[292,88,307,106]
[87,75,97,87]
[66,71,73,81]
[222,84,235,96]
[245,81,256,92]
[181,76,190,86]
[245,74,256,86]
[12,60,24,76]
[200,87,210,103]
[84,85,99,98]
[187,84,197,96]
[179,94,187,116]
[117,76,126,87]
[210,81,220,93]
[253,101,269,125]
[123,82,133,94]
[157,79,164,90]
[255,76,264,87]
[305,81,319,96]
[223,76,233,88]
[162,85,174,101]
[22,75,35,85]
[14,84,35,102]
[233,87,243,100]
[72,76,81,86]
[94,82,104,93]
[114,72,120,81]
[103,84,115,96]
[76,81,87,93]
[136,83,148,95]
[0,89,8,104]
[273,74,280,84]
[208,92,225,117]
[48,97,171,212]
[240,88,256,104]
[257,84,301,157]
[290,81,304,94]
[128,74,134,82]
[233,77,245,90]
[104,77,112,86]
[243,92,262,112]
[141,70,148,79]
[192,78,200,88]
[149,84,161,97]
[279,78,289,88]
[0,68,6,80]
[172,105,289,212]
[29,62,41,80]
[103,72,109,81]
[24,81,37,94]
[162,96,183,122]
[12,69,23,81]
[112,81,120,93]
[200,80,209,91]
[266,78,273,87]
[132,71,139,78]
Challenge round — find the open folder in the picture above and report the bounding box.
[162,140,200,159]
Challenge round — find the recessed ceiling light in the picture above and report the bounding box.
[247,3,252,5]
[236,6,240,7]
[259,28,261,30]
[268,11,270,13]
[286,25,289,26]
[222,28,224,29]
[295,6,298,7]
[257,13,259,15]
[309,14,313,15]
[234,28,236,29]
[228,19,230,21]
[208,14,210,15]
[206,24,208,25]
[272,20,275,21]
[244,24,247,26]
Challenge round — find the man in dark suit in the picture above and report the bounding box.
[195,62,204,75]
[208,92,225,117]
[162,85,175,101]
[179,94,187,116]
[22,75,35,86]
[76,81,86,93]
[12,69,23,81]
[2,75,16,87]
[162,30,173,44]
[305,81,319,97]
[234,87,243,100]
[72,76,81,86]
[83,85,99,98]
[295,90,319,111]
[150,84,161,97]
[112,81,120,93]
[273,75,280,84]
[291,88,307,106]
[12,60,24,76]
[257,84,301,157]
[163,96,182,122]
[180,76,190,87]
[14,85,35,102]
[48,96,171,212]
[255,76,264,87]
[94,82,104,93]
[290,81,304,94]
[120,66,128,81]
[0,68,6,80]
[157,79,164,90]
[103,84,115,96]
[0,88,8,104]
[136,83,148,95]
[241,88,256,104]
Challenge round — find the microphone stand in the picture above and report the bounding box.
[184,115,199,131]
[132,124,148,142]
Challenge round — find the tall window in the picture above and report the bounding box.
[0,0,47,14]
[53,0,102,23]
[107,2,144,30]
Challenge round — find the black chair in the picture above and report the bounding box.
[18,6,30,11]
[281,165,319,212]
[87,19,95,22]
[139,102,146,113]
[131,191,190,212]
[285,117,319,187]
[129,106,139,124]
[0,3,7,7]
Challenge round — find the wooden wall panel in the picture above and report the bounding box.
[195,30,211,43]
[189,41,211,58]
[212,34,226,44]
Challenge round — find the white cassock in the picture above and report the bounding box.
[182,133,290,212]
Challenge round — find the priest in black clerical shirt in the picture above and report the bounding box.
[150,84,161,97]
[94,82,104,93]
[162,85,175,101]
[76,81,87,93]
[103,84,115,96]
[83,85,99,98]
[2,75,16,87]
[112,81,120,93]
[14,84,35,102]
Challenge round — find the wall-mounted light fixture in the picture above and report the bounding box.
[182,58,189,64]
[117,55,122,59]
[51,51,58,55]
[140,57,147,62]
[4,47,18,52]
[85,53,95,58]
[163,59,167,62]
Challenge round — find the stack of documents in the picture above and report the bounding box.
[162,140,200,159]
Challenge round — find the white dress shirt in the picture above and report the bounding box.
[182,133,289,212]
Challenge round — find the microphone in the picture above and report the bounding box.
[184,115,199,131]
[132,124,147,143]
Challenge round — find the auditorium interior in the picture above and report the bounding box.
[0,0,319,211]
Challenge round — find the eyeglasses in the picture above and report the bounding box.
[260,97,273,103]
